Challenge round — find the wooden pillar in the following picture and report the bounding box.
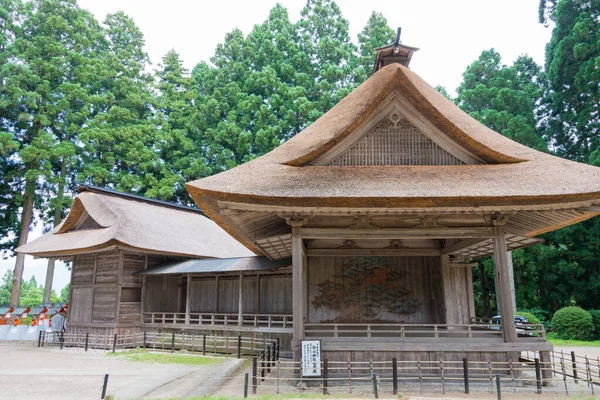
[440,255,456,325]
[507,251,517,313]
[238,271,243,326]
[465,266,476,322]
[492,224,517,343]
[140,254,148,324]
[214,276,219,313]
[256,274,261,313]
[185,274,191,325]
[292,226,306,348]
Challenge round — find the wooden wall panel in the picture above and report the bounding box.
[72,255,95,285]
[189,278,216,312]
[118,302,141,325]
[69,287,93,323]
[307,256,445,324]
[92,287,118,323]
[443,265,473,325]
[217,277,239,313]
[242,277,257,313]
[95,252,119,284]
[143,275,179,312]
[260,275,292,314]
[122,253,145,285]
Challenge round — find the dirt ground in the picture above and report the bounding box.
[1,342,599,400]
[0,341,244,400]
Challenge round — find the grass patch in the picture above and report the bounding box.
[108,349,225,365]
[547,332,600,347]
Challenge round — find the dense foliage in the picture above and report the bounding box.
[551,306,594,340]
[2,0,600,320]
[588,310,600,339]
[0,0,395,305]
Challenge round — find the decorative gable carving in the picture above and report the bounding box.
[327,113,465,166]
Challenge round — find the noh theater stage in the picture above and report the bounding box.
[18,35,600,375]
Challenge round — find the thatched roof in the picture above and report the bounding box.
[16,186,254,259]
[187,63,600,207]
[186,63,600,250]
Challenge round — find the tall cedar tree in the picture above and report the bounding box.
[154,50,210,203]
[540,0,600,163]
[78,12,165,198]
[456,49,548,316]
[530,0,600,313]
[0,0,22,256]
[357,12,396,77]
[2,0,104,305]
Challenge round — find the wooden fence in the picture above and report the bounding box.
[250,351,598,397]
[38,331,280,360]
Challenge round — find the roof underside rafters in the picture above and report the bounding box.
[216,203,596,260]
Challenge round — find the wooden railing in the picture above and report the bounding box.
[470,317,546,340]
[303,322,546,341]
[142,312,293,330]
[304,323,505,340]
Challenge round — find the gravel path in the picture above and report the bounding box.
[0,341,243,400]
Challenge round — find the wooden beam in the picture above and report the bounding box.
[306,248,441,257]
[300,227,494,240]
[441,238,488,255]
[492,225,518,343]
[447,263,478,268]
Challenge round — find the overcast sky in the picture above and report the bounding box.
[1,0,553,294]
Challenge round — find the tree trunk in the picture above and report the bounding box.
[10,178,36,306]
[43,158,67,303]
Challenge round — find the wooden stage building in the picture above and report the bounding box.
[17,38,600,373]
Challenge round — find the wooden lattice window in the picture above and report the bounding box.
[327,115,465,166]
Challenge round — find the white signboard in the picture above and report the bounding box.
[301,340,322,377]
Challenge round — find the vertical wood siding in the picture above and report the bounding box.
[307,256,446,324]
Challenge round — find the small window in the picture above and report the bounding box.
[120,288,141,302]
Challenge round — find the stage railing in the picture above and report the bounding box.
[142,312,293,329]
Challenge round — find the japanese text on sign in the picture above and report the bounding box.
[301,340,321,377]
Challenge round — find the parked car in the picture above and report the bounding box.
[491,315,529,325]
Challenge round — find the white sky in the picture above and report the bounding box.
[0,0,552,294]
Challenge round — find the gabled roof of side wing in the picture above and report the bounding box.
[16,188,254,259]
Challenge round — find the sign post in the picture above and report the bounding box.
[301,340,322,377]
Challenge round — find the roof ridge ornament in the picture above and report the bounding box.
[373,27,419,72]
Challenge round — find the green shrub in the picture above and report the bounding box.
[517,311,540,324]
[519,308,549,323]
[551,306,594,340]
[588,310,600,339]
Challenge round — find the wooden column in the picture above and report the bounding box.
[256,274,261,313]
[185,274,191,325]
[238,271,243,326]
[214,276,219,312]
[507,251,517,313]
[292,226,306,345]
[492,224,517,343]
[140,254,148,324]
[440,255,456,325]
